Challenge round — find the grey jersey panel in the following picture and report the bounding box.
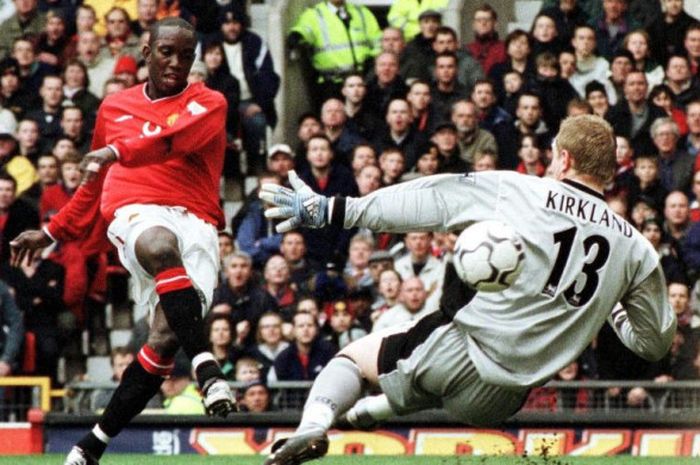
[344,171,676,387]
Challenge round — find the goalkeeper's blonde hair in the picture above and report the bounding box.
[556,114,616,184]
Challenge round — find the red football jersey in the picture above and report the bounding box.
[47,82,227,246]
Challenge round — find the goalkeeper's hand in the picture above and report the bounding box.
[259,170,329,233]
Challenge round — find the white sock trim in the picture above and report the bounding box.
[192,352,217,370]
[92,425,110,444]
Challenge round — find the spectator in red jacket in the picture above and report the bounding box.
[466,4,505,75]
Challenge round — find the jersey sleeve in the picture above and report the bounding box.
[339,172,502,233]
[108,94,227,167]
[610,264,677,361]
[45,108,110,243]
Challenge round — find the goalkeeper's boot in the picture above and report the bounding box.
[202,378,237,417]
[263,431,329,465]
[64,446,99,465]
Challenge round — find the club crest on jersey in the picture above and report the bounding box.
[142,121,162,137]
[166,113,179,127]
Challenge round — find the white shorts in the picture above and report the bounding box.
[106,204,220,324]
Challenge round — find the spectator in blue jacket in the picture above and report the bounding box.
[237,172,283,268]
[271,311,336,381]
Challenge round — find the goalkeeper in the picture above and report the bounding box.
[260,115,676,465]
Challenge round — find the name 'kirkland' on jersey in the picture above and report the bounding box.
[341,171,676,387]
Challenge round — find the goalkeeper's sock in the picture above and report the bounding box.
[296,356,364,435]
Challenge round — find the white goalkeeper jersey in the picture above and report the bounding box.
[338,171,676,387]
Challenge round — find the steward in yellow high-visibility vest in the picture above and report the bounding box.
[288,0,381,85]
[387,0,449,40]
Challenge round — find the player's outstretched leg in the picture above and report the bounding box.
[263,356,364,465]
[136,228,235,416]
[64,346,170,465]
[154,266,236,416]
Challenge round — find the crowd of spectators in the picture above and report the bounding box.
[0,0,699,414]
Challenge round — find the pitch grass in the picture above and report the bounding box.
[3,455,700,465]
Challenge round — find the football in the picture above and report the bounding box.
[453,220,525,292]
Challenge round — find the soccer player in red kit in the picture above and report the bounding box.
[10,18,236,465]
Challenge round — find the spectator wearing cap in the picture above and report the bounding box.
[432,121,469,173]
[236,171,283,268]
[266,143,294,185]
[0,125,36,195]
[82,0,137,38]
[100,6,140,60]
[585,80,611,117]
[451,99,497,166]
[602,49,632,103]
[207,4,280,176]
[342,73,381,142]
[239,379,271,412]
[373,98,428,170]
[320,97,363,166]
[113,54,138,88]
[202,41,241,154]
[431,52,469,121]
[402,9,441,81]
[287,0,381,107]
[387,0,447,41]
[36,9,70,68]
[0,0,46,58]
[76,30,115,98]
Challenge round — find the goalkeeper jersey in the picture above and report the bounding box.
[336,171,676,387]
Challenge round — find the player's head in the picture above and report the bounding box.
[550,114,616,185]
[144,17,196,97]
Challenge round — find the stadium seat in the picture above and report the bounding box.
[86,356,112,382]
[109,330,132,350]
